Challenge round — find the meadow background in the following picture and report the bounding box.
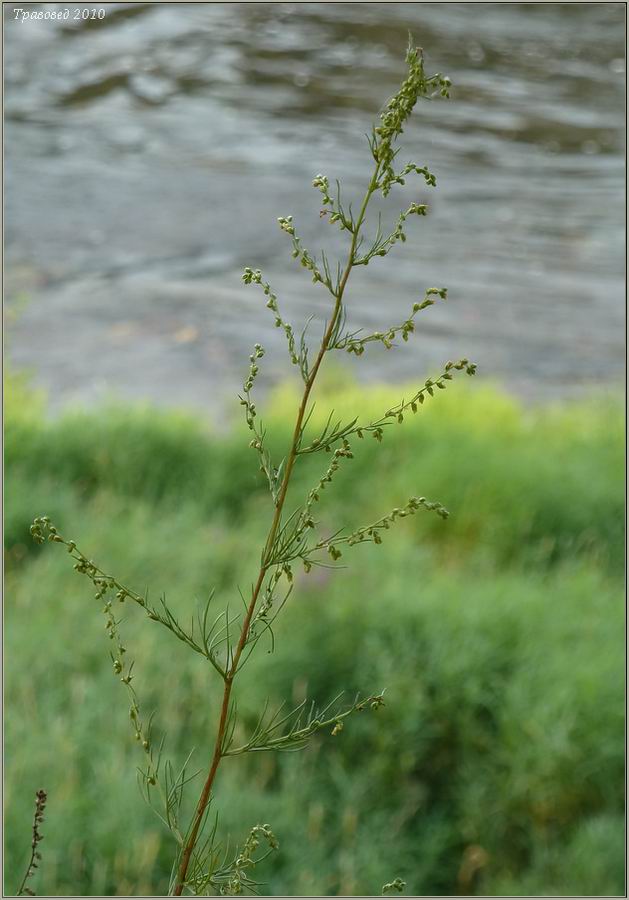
[4,374,625,896]
[4,2,626,897]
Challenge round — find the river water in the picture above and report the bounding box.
[4,2,626,418]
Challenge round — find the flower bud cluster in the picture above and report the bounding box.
[373,43,450,196]
[239,343,265,435]
[291,441,355,571]
[29,519,160,787]
[246,344,265,389]
[377,358,477,426]
[238,343,290,502]
[374,45,428,193]
[312,173,331,204]
[223,824,279,895]
[338,287,447,356]
[386,162,437,193]
[277,216,295,236]
[323,495,449,558]
[254,567,284,622]
[355,693,386,712]
[384,201,427,248]
[30,516,63,545]
[31,789,47,847]
[355,200,430,267]
[382,877,407,894]
[309,439,353,497]
[242,269,298,366]
[242,823,279,856]
[17,788,47,896]
[277,216,326,286]
[413,286,447,309]
[312,174,353,232]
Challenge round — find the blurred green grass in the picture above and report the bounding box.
[4,373,625,896]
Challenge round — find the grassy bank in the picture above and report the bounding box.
[4,376,624,896]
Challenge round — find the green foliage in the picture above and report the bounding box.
[4,380,624,895]
[6,385,623,578]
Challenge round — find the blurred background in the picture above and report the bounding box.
[4,3,626,897]
[4,1,626,409]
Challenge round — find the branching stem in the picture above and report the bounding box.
[172,167,380,896]
[28,45,469,898]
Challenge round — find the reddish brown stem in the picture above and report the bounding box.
[172,170,378,896]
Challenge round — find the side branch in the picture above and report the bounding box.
[172,163,382,896]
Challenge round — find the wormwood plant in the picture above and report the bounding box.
[28,44,476,896]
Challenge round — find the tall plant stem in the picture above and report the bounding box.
[172,166,380,896]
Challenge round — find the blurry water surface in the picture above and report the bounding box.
[4,2,626,415]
